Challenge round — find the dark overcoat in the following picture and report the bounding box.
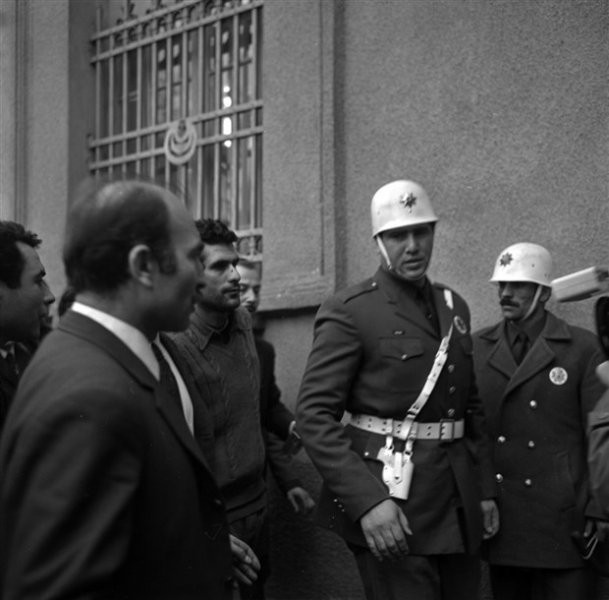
[296,268,495,554]
[473,312,605,568]
[0,311,232,600]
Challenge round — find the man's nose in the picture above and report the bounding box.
[43,282,55,305]
[404,232,418,252]
[228,265,241,282]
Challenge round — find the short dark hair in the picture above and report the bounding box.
[0,221,42,289]
[195,219,238,246]
[63,179,177,295]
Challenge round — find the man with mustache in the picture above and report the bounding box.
[473,242,606,600]
[0,221,55,434]
[171,219,269,600]
[296,180,499,600]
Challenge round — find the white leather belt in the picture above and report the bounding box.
[350,413,464,441]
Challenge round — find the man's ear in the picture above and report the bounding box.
[539,285,552,303]
[127,244,156,288]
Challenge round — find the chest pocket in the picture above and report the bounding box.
[379,337,424,361]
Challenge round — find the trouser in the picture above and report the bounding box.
[489,564,595,600]
[229,506,270,600]
[349,544,481,600]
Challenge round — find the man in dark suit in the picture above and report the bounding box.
[0,180,257,600]
[473,242,606,600]
[0,221,55,434]
[237,258,315,515]
[296,180,498,600]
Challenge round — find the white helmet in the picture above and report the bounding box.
[371,180,438,238]
[490,243,552,287]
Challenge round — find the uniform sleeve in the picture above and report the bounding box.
[296,296,389,523]
[0,389,141,600]
[457,299,497,500]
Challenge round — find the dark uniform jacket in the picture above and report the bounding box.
[0,311,232,600]
[473,312,606,569]
[296,268,495,554]
[589,383,609,514]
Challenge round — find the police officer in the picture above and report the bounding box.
[296,180,498,600]
[473,243,606,600]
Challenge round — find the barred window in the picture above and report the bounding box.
[89,0,263,258]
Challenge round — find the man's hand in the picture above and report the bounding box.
[229,534,261,585]
[481,499,500,539]
[585,518,609,542]
[359,499,412,562]
[286,486,315,515]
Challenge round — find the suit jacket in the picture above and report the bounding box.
[296,268,495,554]
[0,311,232,600]
[473,312,606,568]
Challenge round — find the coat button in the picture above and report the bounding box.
[495,473,503,483]
[528,440,536,449]
[529,400,538,409]
[447,408,455,418]
[497,435,506,444]
[401,354,408,360]
[447,364,455,373]
[214,498,223,507]
[371,282,377,288]
[449,386,456,395]
[524,478,532,487]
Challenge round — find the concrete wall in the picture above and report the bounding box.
[263,1,608,598]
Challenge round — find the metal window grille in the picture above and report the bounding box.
[89,0,263,259]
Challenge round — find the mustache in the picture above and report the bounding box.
[500,300,518,308]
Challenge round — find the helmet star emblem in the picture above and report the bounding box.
[499,252,513,267]
[399,192,417,210]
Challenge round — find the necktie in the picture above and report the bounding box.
[152,343,182,410]
[512,332,529,365]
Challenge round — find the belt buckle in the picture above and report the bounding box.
[439,418,455,441]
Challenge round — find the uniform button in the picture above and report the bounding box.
[447,408,456,417]
[497,435,506,444]
[214,498,223,507]
[447,364,455,373]
[528,440,535,449]
[524,478,532,487]
[371,282,377,288]
[449,386,456,394]
[495,473,503,483]
[401,354,408,360]
[529,400,538,409]
[364,451,370,457]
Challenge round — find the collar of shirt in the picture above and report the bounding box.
[71,301,158,379]
[0,342,16,360]
[190,307,250,350]
[505,311,547,347]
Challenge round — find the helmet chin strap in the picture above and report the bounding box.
[520,284,543,322]
[376,236,393,271]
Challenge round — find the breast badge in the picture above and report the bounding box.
[549,367,568,385]
[453,315,468,334]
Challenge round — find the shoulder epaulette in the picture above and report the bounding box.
[337,278,378,303]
